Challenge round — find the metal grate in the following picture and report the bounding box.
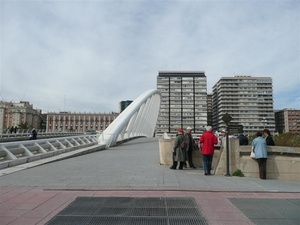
[46,197,209,225]
[229,198,300,225]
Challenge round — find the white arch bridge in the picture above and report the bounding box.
[99,89,161,147]
[0,90,161,170]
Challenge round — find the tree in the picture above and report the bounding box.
[18,122,30,129]
[274,132,300,147]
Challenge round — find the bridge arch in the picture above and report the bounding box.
[98,89,161,147]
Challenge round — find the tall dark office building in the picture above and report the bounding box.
[207,93,213,127]
[119,100,133,113]
[156,71,207,137]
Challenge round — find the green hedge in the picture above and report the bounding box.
[248,132,300,147]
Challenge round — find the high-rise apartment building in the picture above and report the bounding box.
[275,108,300,133]
[212,76,275,135]
[156,71,207,137]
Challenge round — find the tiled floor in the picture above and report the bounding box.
[1,187,299,225]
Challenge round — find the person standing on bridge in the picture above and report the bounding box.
[170,128,187,170]
[252,131,268,179]
[184,127,196,169]
[29,128,37,140]
[238,133,248,145]
[199,126,218,175]
[263,129,275,146]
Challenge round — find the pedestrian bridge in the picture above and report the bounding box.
[0,89,161,170]
[98,89,161,147]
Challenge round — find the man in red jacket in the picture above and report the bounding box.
[200,126,218,175]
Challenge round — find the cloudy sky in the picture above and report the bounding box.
[1,0,299,113]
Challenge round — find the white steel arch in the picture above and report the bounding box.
[98,89,161,147]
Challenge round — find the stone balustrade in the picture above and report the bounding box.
[159,138,300,182]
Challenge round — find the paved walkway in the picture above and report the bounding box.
[0,137,299,225]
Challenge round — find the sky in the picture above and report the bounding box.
[1,0,299,113]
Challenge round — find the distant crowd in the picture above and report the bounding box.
[8,126,38,140]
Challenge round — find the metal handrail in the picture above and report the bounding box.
[0,131,83,138]
[0,135,104,169]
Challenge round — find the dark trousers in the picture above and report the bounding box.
[257,158,267,179]
[170,161,184,170]
[171,152,184,169]
[187,150,194,167]
[202,155,213,174]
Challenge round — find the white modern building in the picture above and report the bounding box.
[156,71,207,137]
[212,75,275,135]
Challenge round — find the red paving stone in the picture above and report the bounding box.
[1,186,299,225]
[6,217,42,225]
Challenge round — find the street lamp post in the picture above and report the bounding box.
[222,113,232,177]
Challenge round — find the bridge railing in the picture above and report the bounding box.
[0,89,162,169]
[0,131,83,139]
[0,135,102,169]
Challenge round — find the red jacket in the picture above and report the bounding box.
[199,131,218,155]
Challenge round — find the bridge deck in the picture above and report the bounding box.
[0,137,299,225]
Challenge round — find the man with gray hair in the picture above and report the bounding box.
[199,126,218,175]
[184,127,196,169]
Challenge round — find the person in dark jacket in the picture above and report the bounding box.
[263,129,275,146]
[238,133,248,145]
[184,127,196,169]
[170,128,187,170]
[199,126,218,175]
[29,128,37,140]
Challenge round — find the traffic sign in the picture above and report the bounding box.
[228,125,243,134]
[222,113,232,124]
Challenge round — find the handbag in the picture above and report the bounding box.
[250,147,255,158]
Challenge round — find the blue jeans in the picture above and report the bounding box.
[202,154,213,173]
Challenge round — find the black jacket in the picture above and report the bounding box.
[238,134,248,145]
[265,135,275,146]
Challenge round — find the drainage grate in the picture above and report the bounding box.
[46,197,209,225]
[229,198,300,225]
